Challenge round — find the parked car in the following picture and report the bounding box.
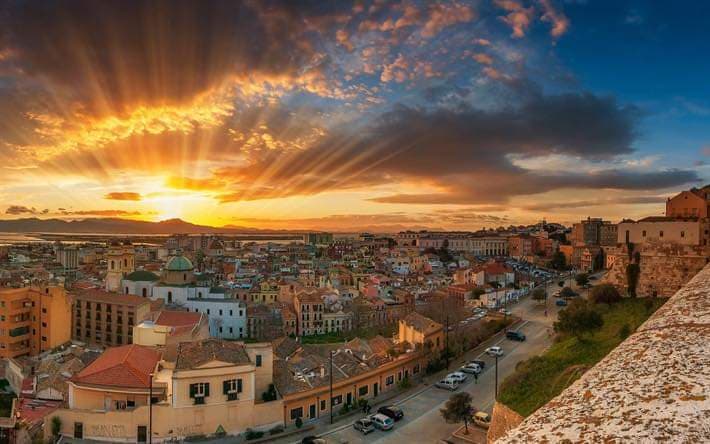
[485,346,503,357]
[470,359,486,369]
[506,331,526,341]
[369,413,394,431]
[447,371,467,383]
[499,309,512,316]
[353,418,375,434]
[460,363,481,374]
[377,405,404,421]
[556,299,568,306]
[301,436,326,444]
[473,411,491,429]
[435,378,460,391]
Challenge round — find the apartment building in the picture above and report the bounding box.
[293,290,324,336]
[571,217,617,246]
[618,217,706,247]
[666,186,710,218]
[0,286,72,359]
[71,289,151,347]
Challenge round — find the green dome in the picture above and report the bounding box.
[165,255,194,272]
[125,270,159,281]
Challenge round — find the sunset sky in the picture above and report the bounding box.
[0,0,708,231]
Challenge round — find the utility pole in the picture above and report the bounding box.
[445,314,449,370]
[329,350,334,425]
[494,354,499,400]
[148,373,153,444]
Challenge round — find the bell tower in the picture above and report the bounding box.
[105,240,135,292]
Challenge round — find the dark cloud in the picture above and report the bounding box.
[5,205,37,215]
[104,192,142,201]
[0,0,350,113]
[208,92,697,204]
[520,195,669,212]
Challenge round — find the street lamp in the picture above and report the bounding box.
[494,354,499,400]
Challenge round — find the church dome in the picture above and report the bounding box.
[165,255,194,272]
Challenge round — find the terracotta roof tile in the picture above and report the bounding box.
[72,344,159,389]
[155,310,202,327]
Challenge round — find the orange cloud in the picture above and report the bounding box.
[165,176,226,191]
[539,0,569,38]
[421,2,476,38]
[104,192,142,201]
[495,0,534,38]
[473,53,494,65]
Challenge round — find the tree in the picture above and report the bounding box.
[548,250,567,271]
[51,416,62,441]
[626,263,640,297]
[590,284,622,305]
[575,273,589,287]
[531,287,546,304]
[472,288,485,300]
[440,392,474,434]
[559,286,577,299]
[554,299,603,340]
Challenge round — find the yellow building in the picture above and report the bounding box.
[0,286,72,358]
[397,312,445,352]
[105,241,135,292]
[53,339,281,442]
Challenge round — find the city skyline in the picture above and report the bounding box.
[1,1,709,231]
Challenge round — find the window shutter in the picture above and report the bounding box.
[204,383,210,397]
[237,379,243,393]
[223,380,229,394]
[189,384,196,398]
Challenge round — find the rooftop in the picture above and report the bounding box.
[124,270,159,281]
[72,288,149,306]
[174,339,251,370]
[72,344,160,389]
[499,264,710,443]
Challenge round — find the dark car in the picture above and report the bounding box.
[470,359,486,369]
[556,299,568,306]
[378,405,404,421]
[301,436,325,444]
[506,331,526,341]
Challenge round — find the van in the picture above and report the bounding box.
[435,378,459,391]
[506,331,526,341]
[473,411,491,429]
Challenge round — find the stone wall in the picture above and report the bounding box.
[601,242,708,297]
[487,402,523,443]
[497,263,710,443]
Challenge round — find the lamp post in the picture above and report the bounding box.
[329,350,334,425]
[148,373,153,444]
[494,354,499,400]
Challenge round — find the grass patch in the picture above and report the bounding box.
[498,297,666,417]
[300,325,396,344]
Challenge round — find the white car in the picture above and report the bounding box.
[485,346,504,357]
[369,413,394,431]
[460,363,481,374]
[434,378,459,391]
[447,371,467,383]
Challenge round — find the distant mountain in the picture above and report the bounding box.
[0,217,290,235]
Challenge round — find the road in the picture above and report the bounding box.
[319,281,562,444]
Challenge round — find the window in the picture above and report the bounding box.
[219,309,223,316]
[207,309,210,315]
[681,231,686,238]
[189,382,210,403]
[256,354,262,367]
[290,407,303,420]
[229,327,233,333]
[413,364,420,374]
[223,378,242,400]
[642,230,646,237]
[41,322,47,328]
[229,310,233,316]
[331,395,342,406]
[219,327,223,333]
[358,386,368,396]
[142,288,147,297]
[41,336,47,342]
[386,375,394,386]
[321,399,326,410]
[41,308,47,314]
[659,231,664,238]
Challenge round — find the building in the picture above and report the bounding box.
[105,241,135,292]
[54,340,281,442]
[304,232,333,246]
[71,289,151,347]
[0,286,72,358]
[274,336,428,426]
[397,312,445,352]
[151,254,225,305]
[55,244,79,272]
[618,217,706,247]
[571,217,617,246]
[186,297,247,339]
[121,270,160,298]
[665,186,710,218]
[133,310,210,347]
[293,289,325,336]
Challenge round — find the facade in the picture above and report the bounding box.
[121,270,159,298]
[571,217,617,246]
[0,286,72,358]
[665,187,709,218]
[186,298,247,339]
[133,310,210,347]
[618,217,705,247]
[293,290,325,336]
[397,312,445,351]
[305,232,334,246]
[105,242,135,292]
[71,289,151,347]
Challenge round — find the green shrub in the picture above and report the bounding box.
[590,284,622,305]
[269,426,284,435]
[295,417,303,429]
[245,429,264,440]
[398,376,411,390]
[618,324,631,340]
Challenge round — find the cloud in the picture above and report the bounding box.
[539,0,569,38]
[104,192,142,201]
[495,0,534,38]
[421,2,476,38]
[473,53,494,65]
[520,195,669,212]
[5,205,38,215]
[165,176,227,191]
[59,209,143,217]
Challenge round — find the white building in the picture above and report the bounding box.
[185,298,247,340]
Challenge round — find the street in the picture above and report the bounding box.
[311,281,563,444]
